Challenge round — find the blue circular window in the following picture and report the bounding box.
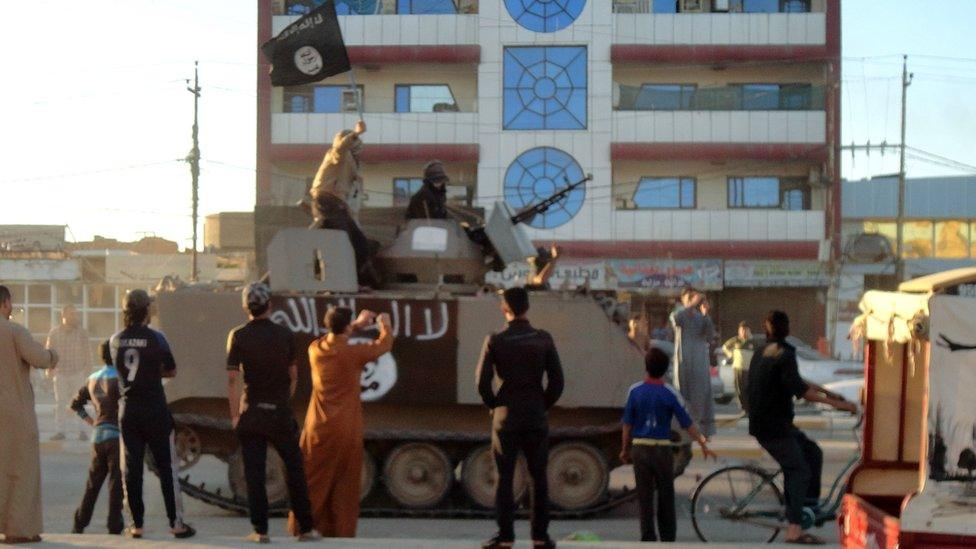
[504,147,586,230]
[504,0,586,33]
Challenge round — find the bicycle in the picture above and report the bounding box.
[689,413,862,543]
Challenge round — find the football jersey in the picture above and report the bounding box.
[110,324,176,407]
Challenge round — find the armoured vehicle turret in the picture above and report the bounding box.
[154,182,692,517]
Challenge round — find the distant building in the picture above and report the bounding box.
[204,212,255,252]
[256,0,841,345]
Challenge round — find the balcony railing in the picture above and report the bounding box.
[616,84,825,111]
[612,209,825,241]
[612,0,816,14]
[612,110,826,143]
[271,112,478,144]
[274,0,477,16]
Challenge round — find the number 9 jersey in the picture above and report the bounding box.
[109,325,176,407]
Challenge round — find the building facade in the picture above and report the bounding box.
[256,0,841,345]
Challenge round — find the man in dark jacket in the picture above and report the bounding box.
[406,161,450,220]
[476,287,564,549]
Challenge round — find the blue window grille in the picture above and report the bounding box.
[393,178,424,205]
[394,84,458,113]
[503,46,587,130]
[731,0,810,12]
[504,147,586,229]
[397,0,458,13]
[633,178,696,209]
[653,0,678,13]
[504,0,587,33]
[728,177,809,209]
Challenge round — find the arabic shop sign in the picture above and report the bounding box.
[608,259,723,290]
[485,261,609,290]
[724,260,829,287]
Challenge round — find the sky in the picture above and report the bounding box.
[1,0,974,247]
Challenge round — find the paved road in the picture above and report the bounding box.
[33,396,853,546]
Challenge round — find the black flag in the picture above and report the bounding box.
[260,0,351,87]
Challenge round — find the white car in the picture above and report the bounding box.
[716,336,863,409]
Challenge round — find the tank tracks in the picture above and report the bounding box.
[171,412,692,519]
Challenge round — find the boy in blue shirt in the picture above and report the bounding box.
[69,340,123,534]
[620,347,716,542]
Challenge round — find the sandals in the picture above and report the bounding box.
[785,532,826,545]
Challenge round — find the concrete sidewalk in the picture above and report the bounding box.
[32,534,840,548]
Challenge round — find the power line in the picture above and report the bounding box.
[0,160,181,184]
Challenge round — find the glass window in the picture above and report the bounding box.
[971,222,976,258]
[741,84,780,110]
[780,84,813,110]
[393,178,423,206]
[728,177,780,208]
[902,221,934,258]
[395,85,457,113]
[935,220,970,258]
[87,312,117,339]
[8,284,26,305]
[335,0,383,15]
[55,284,84,307]
[782,0,811,12]
[503,46,587,130]
[634,84,696,110]
[27,307,52,335]
[632,178,696,209]
[397,0,457,14]
[504,0,586,33]
[780,178,810,210]
[504,147,586,229]
[653,0,678,12]
[862,221,898,247]
[88,285,116,309]
[28,284,52,304]
[283,87,313,113]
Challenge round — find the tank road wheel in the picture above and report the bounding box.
[227,449,288,505]
[383,443,453,509]
[174,426,202,471]
[361,449,376,502]
[460,444,529,509]
[546,441,609,511]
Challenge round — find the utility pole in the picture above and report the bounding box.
[895,55,912,281]
[186,61,201,282]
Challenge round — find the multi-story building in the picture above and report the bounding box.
[256,0,841,345]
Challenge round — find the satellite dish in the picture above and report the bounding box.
[844,233,894,263]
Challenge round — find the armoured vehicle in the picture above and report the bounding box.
[155,188,692,517]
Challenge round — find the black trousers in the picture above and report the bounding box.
[631,444,676,542]
[119,405,184,529]
[758,427,823,525]
[310,194,378,287]
[492,428,549,542]
[73,437,124,534]
[237,410,314,536]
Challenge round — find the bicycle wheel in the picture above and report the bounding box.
[691,465,784,543]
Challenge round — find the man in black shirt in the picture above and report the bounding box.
[110,289,194,539]
[226,282,317,543]
[747,311,856,545]
[476,287,564,549]
[405,160,449,220]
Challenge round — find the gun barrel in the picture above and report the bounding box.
[510,173,593,225]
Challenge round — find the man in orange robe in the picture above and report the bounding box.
[289,307,393,538]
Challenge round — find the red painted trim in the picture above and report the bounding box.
[901,530,976,547]
[270,143,480,163]
[611,45,828,64]
[863,341,876,460]
[610,143,828,163]
[897,343,909,462]
[542,240,820,260]
[257,0,273,206]
[348,45,480,64]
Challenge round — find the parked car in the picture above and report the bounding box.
[716,336,863,409]
[649,339,727,404]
